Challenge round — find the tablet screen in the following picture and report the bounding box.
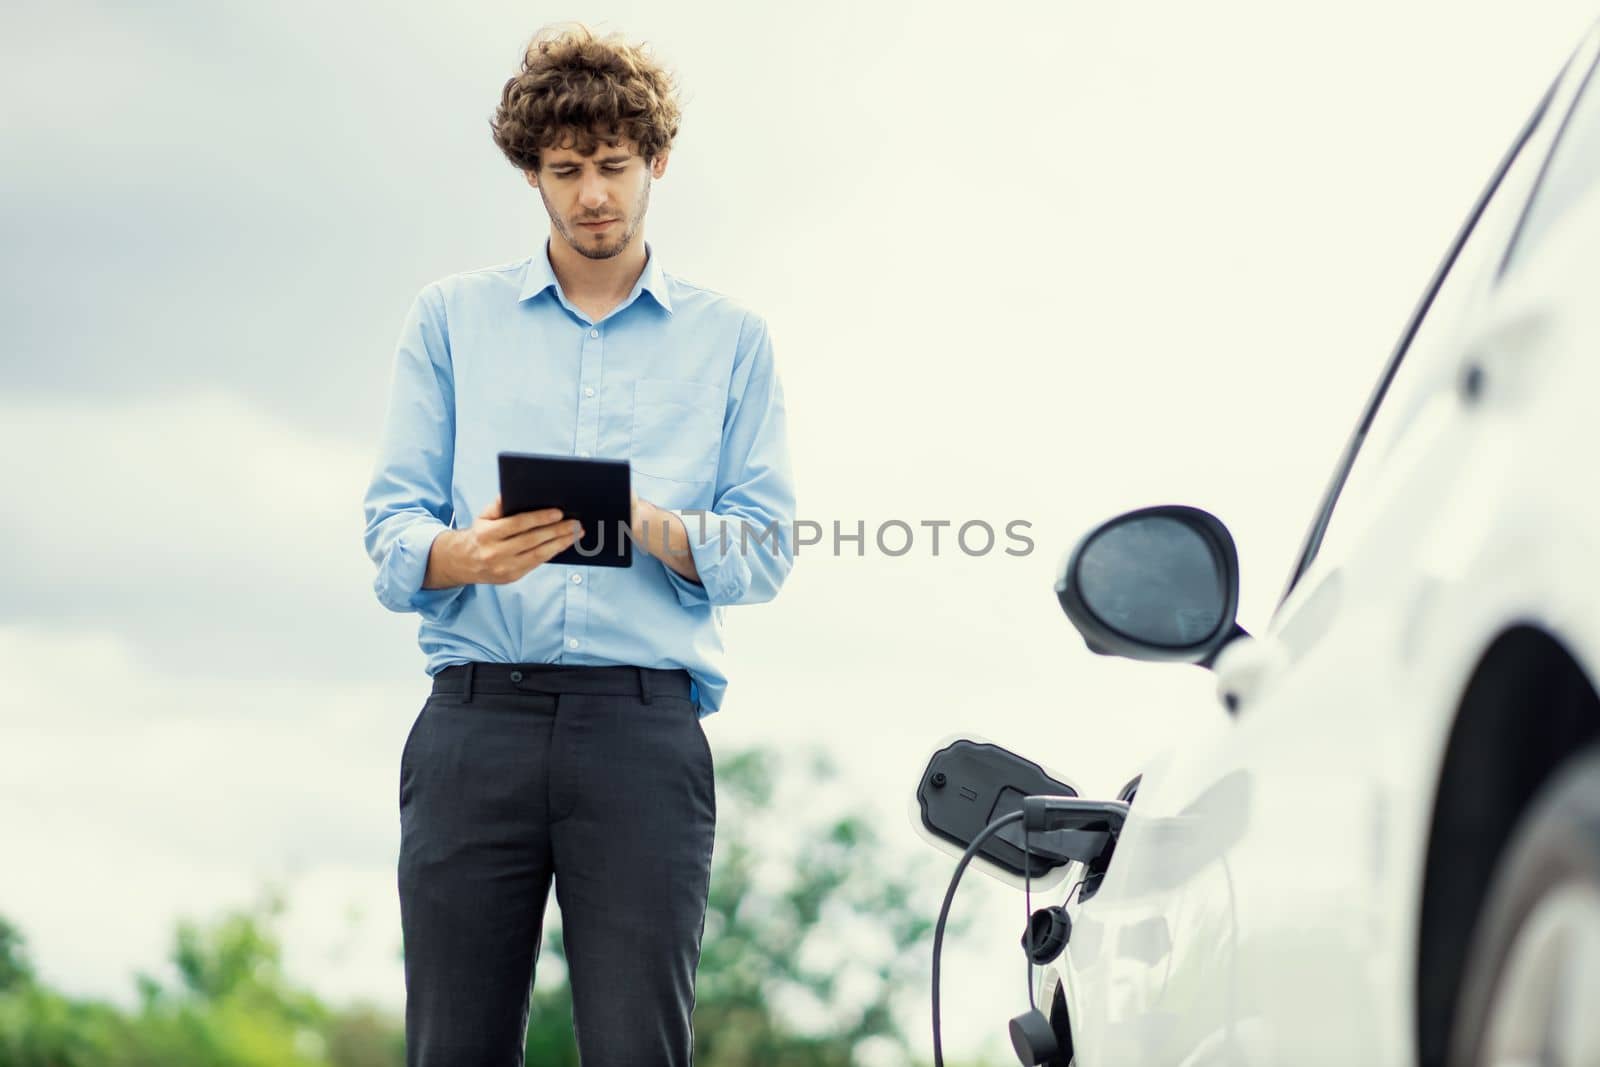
[497,451,633,568]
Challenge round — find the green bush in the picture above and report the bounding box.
[0,746,993,1067]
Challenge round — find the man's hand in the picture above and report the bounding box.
[630,489,662,558]
[629,492,701,582]
[423,495,582,588]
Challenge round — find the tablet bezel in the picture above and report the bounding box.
[496,451,633,568]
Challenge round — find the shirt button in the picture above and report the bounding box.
[570,573,583,585]
[584,386,595,398]
[589,328,600,338]
[567,638,580,649]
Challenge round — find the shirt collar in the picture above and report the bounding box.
[519,238,673,316]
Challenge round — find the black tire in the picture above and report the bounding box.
[1448,744,1600,1066]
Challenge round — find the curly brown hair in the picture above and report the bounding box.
[490,23,682,172]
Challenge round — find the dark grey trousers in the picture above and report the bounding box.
[397,661,716,1066]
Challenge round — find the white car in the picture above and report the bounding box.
[916,17,1600,1067]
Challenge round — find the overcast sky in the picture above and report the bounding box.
[4,1,1598,1061]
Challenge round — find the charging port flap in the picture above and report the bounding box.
[908,735,1082,893]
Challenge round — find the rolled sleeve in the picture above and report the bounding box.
[362,283,468,620]
[660,312,796,609]
[372,518,467,617]
[660,510,755,607]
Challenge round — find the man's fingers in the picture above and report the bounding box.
[509,528,581,574]
[511,520,583,555]
[510,507,565,532]
[535,530,581,563]
[484,507,564,540]
[480,494,505,520]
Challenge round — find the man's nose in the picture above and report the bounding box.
[579,174,608,210]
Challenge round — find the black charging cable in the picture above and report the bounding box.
[932,809,1023,1067]
[1023,826,1035,1013]
[932,796,1128,1066]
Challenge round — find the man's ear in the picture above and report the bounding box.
[524,168,539,190]
[650,150,669,179]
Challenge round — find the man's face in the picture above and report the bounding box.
[528,134,668,261]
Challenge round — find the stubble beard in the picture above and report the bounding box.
[543,178,650,261]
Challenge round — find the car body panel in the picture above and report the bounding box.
[1037,22,1600,1066]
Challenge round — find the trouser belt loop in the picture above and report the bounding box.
[638,667,654,705]
[462,662,476,704]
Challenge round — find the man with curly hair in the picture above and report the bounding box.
[361,22,796,1067]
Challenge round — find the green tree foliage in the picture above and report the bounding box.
[0,746,993,1067]
[0,919,34,994]
[0,884,352,1067]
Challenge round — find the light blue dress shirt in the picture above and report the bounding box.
[362,240,796,717]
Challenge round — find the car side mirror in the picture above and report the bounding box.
[1054,504,1248,668]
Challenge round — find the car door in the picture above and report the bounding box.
[1063,30,1599,1067]
[1226,34,1600,1065]
[1190,32,1600,1065]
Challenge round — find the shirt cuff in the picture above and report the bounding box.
[663,509,751,608]
[375,520,469,618]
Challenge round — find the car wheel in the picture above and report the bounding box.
[1449,745,1600,1067]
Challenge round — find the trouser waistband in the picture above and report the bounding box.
[431,661,693,705]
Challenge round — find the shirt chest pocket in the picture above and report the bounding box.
[630,378,724,490]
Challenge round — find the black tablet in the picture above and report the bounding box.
[497,451,632,568]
